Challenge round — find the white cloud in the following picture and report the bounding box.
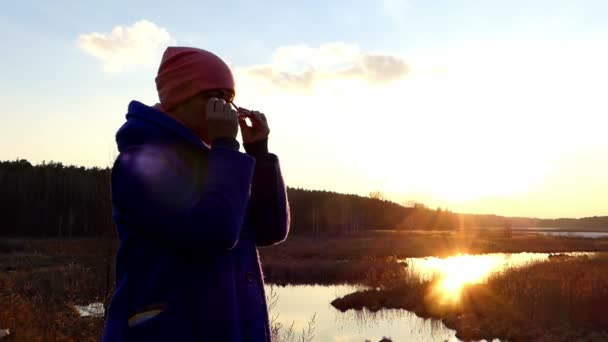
[237,42,410,90]
[230,39,608,216]
[79,20,174,73]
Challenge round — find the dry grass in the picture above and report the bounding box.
[267,286,316,342]
[0,265,108,341]
[261,230,608,261]
[261,257,406,286]
[0,239,115,341]
[332,254,608,341]
[3,231,608,341]
[460,254,608,337]
[260,230,608,290]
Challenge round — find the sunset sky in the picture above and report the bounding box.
[1,0,607,218]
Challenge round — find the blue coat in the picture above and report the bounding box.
[102,101,290,341]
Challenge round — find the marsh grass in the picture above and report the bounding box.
[332,254,608,341]
[3,232,608,341]
[260,229,608,292]
[267,286,316,342]
[0,239,113,341]
[0,264,107,341]
[261,257,407,286]
[261,231,608,260]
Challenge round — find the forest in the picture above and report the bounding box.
[1,159,607,237]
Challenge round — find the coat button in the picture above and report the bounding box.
[246,272,254,284]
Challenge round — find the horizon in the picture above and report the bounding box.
[1,1,607,218]
[3,156,607,221]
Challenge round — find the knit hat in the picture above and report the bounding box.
[155,47,235,111]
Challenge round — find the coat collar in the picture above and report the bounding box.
[126,101,209,151]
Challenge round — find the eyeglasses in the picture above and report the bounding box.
[201,89,235,103]
[200,89,248,114]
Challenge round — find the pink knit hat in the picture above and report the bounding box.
[155,47,235,110]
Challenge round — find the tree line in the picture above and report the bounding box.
[1,159,606,238]
[0,159,112,237]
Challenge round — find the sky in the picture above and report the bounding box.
[1,0,607,218]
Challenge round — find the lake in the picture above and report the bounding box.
[535,231,608,238]
[514,227,608,239]
[268,252,594,341]
[266,284,461,342]
[75,252,593,341]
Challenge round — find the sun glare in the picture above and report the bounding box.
[410,254,502,304]
[435,255,497,300]
[407,253,587,305]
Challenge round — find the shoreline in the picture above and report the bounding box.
[2,233,608,341]
[329,254,608,342]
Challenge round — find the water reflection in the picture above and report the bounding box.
[265,252,596,341]
[403,252,594,302]
[266,284,459,342]
[514,227,608,239]
[337,309,457,342]
[537,231,608,238]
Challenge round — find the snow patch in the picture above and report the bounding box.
[74,302,105,318]
[0,329,10,340]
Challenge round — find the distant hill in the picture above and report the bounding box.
[0,159,606,237]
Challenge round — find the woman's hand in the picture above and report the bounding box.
[237,108,270,144]
[206,98,239,141]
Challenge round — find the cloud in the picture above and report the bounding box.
[237,43,410,90]
[246,66,316,89]
[340,54,410,82]
[79,20,174,73]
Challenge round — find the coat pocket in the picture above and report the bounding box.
[128,308,164,328]
[126,303,170,340]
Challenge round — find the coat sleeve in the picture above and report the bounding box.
[246,153,290,247]
[111,144,255,255]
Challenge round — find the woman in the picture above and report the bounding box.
[102,46,290,341]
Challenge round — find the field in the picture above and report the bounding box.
[1,230,608,341]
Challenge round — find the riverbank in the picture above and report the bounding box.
[262,230,608,260]
[2,232,608,341]
[331,254,608,341]
[260,230,608,285]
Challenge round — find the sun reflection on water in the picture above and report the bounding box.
[404,252,593,304]
[429,254,499,302]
